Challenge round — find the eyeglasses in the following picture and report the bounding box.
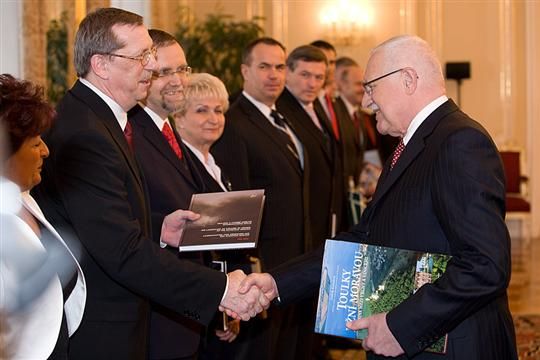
[106,47,157,66]
[362,68,405,96]
[153,65,192,79]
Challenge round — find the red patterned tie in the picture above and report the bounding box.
[124,120,133,151]
[390,139,405,170]
[162,122,183,159]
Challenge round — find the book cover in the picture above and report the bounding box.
[179,189,265,251]
[315,239,451,354]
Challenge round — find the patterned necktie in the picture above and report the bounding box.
[162,122,183,159]
[390,139,405,170]
[270,110,300,161]
[124,120,133,151]
[325,94,340,141]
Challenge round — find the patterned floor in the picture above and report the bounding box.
[328,230,540,359]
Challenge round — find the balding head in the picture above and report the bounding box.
[362,35,446,137]
[370,35,445,94]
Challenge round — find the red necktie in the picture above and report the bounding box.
[325,94,340,141]
[124,120,133,151]
[390,139,405,170]
[162,122,183,159]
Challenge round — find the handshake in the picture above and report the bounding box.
[160,210,278,320]
[219,271,278,321]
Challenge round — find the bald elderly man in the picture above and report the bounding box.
[240,35,517,360]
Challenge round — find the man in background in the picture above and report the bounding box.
[128,29,207,360]
[277,45,342,246]
[242,35,518,360]
[335,57,398,200]
[33,8,265,359]
[212,37,308,360]
[310,40,340,141]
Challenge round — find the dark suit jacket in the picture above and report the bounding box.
[129,104,207,358]
[334,96,399,171]
[333,96,362,188]
[212,93,308,270]
[272,100,517,360]
[33,80,226,360]
[277,88,343,248]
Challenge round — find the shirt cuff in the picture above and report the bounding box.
[220,273,230,303]
[159,239,167,248]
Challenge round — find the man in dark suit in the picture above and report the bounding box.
[128,29,207,360]
[277,44,342,248]
[212,37,308,360]
[241,35,518,360]
[32,8,266,359]
[335,59,398,169]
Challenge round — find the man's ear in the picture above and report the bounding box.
[240,63,249,80]
[402,68,418,95]
[90,54,109,80]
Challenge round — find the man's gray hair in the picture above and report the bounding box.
[74,7,143,77]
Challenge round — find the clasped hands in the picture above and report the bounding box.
[159,211,279,321]
[219,271,278,321]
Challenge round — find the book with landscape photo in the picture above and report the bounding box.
[315,239,451,354]
[179,189,265,252]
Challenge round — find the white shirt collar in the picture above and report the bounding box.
[339,95,357,118]
[182,141,227,191]
[142,105,170,131]
[242,90,274,121]
[403,95,448,145]
[79,78,128,130]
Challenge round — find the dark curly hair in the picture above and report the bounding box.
[0,74,55,156]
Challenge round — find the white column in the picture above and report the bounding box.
[272,0,288,46]
[0,0,23,77]
[525,0,540,238]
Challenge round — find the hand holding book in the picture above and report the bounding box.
[346,312,404,357]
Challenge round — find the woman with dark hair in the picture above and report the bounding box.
[0,74,86,359]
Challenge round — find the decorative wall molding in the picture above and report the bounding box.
[423,0,443,59]
[525,0,540,237]
[0,0,23,77]
[498,0,514,145]
[399,0,417,35]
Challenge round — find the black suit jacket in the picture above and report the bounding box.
[273,100,517,359]
[129,104,207,358]
[334,96,399,169]
[333,96,363,188]
[33,80,226,360]
[277,88,343,247]
[212,93,308,270]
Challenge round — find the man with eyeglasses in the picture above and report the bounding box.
[241,35,517,360]
[33,8,268,360]
[127,28,209,360]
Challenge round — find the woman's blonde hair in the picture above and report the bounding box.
[175,73,229,116]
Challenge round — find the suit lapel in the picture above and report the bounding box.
[129,106,200,191]
[238,95,303,175]
[71,81,144,191]
[20,191,87,336]
[278,89,333,165]
[369,100,458,207]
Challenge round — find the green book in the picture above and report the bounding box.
[315,239,451,354]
